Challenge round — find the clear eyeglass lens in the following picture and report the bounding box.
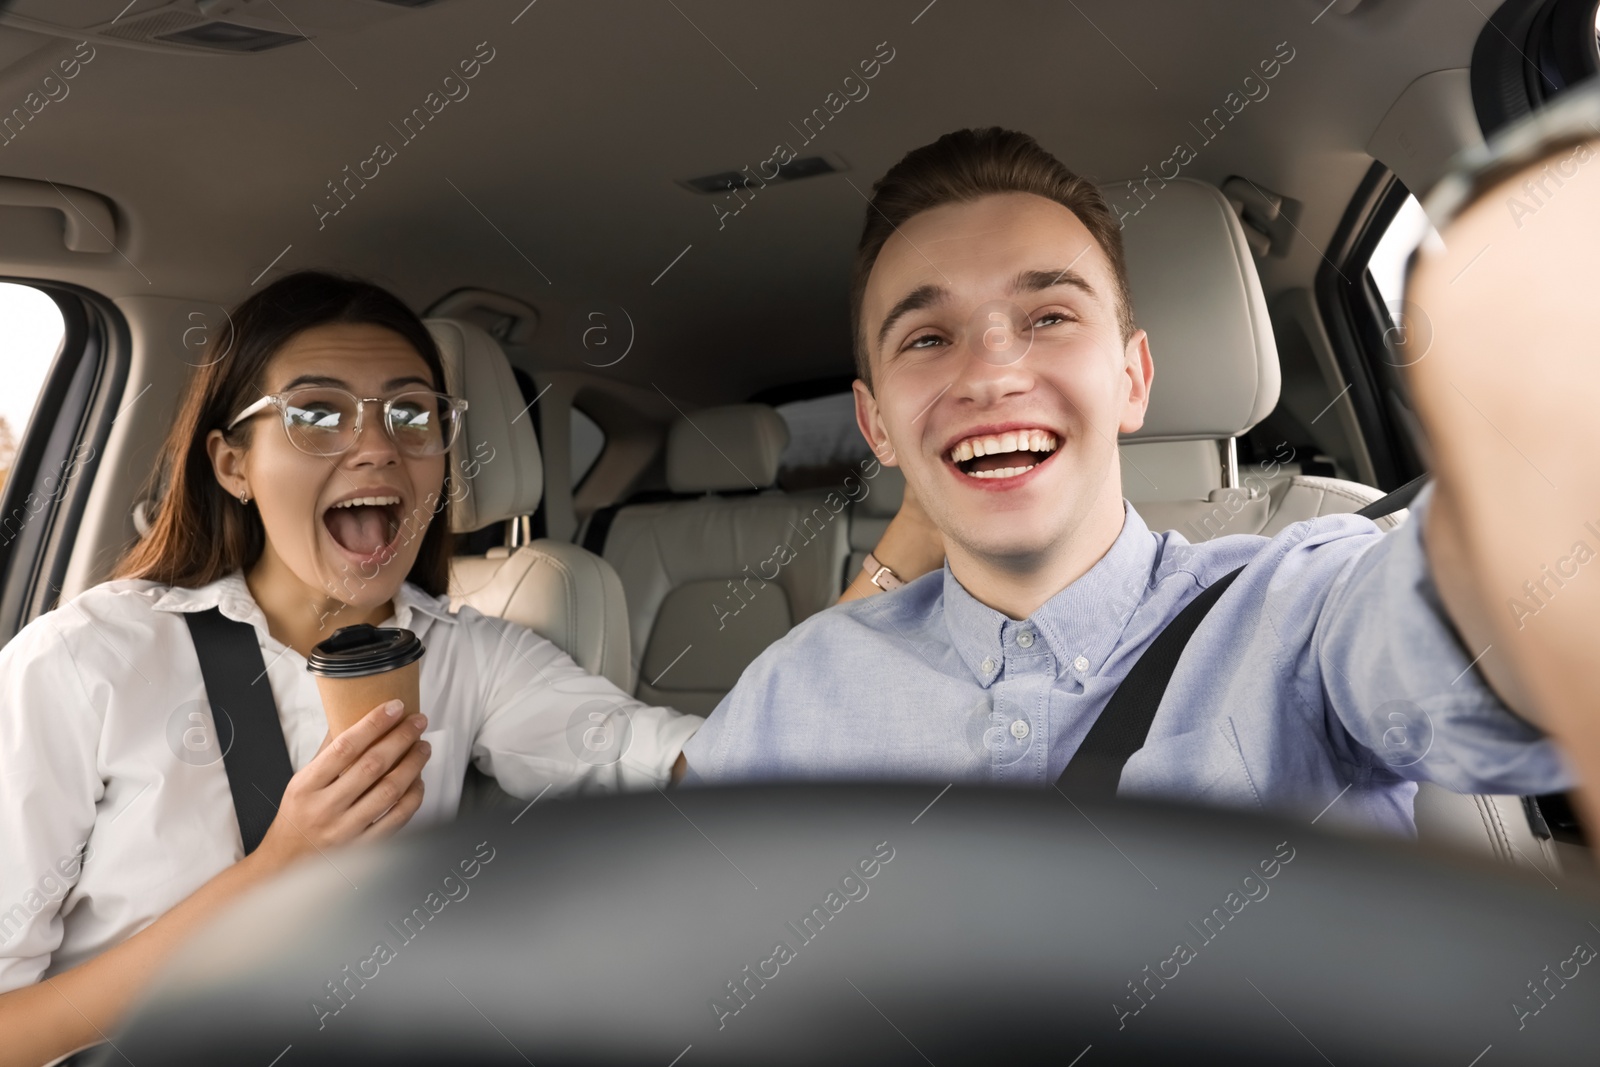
[281,389,458,457]
[282,389,356,456]
[385,391,458,456]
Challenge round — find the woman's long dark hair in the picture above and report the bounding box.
[112,270,454,597]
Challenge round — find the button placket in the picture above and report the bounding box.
[988,638,1052,781]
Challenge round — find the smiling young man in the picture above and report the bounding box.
[678,127,1575,832]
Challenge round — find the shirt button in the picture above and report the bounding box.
[1017,631,1035,648]
[1010,719,1030,739]
[981,657,995,674]
[1074,655,1089,672]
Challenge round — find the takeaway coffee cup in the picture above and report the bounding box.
[306,624,425,737]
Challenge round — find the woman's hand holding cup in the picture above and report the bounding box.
[252,699,430,873]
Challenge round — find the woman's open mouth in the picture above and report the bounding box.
[322,494,406,566]
[946,428,1060,482]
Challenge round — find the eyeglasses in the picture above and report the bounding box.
[226,388,469,458]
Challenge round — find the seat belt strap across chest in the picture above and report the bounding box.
[1055,566,1246,798]
[1055,475,1427,798]
[183,607,295,856]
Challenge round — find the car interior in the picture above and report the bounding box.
[1,0,1599,1060]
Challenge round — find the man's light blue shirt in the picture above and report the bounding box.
[680,482,1573,834]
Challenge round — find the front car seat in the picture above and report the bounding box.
[427,318,633,694]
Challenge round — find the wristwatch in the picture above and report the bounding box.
[862,551,904,591]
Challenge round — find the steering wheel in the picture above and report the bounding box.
[91,784,1600,1064]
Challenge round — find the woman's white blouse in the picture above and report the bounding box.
[0,571,701,992]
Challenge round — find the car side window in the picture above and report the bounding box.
[0,283,65,497]
[1365,192,1442,326]
[570,405,605,489]
[1326,182,1444,486]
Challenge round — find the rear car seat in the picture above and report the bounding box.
[583,403,849,716]
[1094,178,1557,873]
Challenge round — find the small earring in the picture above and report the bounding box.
[239,490,250,505]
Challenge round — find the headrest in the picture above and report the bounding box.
[666,403,790,493]
[1101,178,1280,441]
[425,318,544,533]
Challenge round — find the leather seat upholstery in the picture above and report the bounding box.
[426,317,632,692]
[590,404,850,716]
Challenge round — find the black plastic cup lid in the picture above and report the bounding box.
[306,624,424,678]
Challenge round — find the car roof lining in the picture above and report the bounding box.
[0,0,1488,405]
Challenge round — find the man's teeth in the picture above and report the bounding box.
[331,495,401,509]
[967,465,1036,479]
[947,430,1059,463]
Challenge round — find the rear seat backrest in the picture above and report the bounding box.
[592,404,849,716]
[1096,179,1557,874]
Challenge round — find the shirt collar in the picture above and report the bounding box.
[151,570,456,636]
[941,500,1157,687]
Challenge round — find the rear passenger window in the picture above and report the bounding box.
[570,405,605,488]
[1365,193,1442,317]
[774,392,872,490]
[1334,180,1445,488]
[0,283,65,496]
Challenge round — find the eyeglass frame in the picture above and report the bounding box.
[225,387,471,458]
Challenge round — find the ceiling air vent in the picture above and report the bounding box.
[151,21,305,53]
[679,154,847,195]
[0,1,443,58]
[100,11,206,42]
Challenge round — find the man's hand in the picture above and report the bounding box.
[1405,134,1600,824]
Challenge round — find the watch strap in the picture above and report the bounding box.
[862,551,904,591]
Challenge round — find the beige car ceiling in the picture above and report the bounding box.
[0,0,1484,403]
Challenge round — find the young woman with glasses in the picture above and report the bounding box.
[0,271,701,1065]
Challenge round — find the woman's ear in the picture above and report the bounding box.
[853,378,898,467]
[205,428,250,500]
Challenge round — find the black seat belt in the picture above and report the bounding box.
[1056,476,1426,798]
[183,607,295,855]
[1354,473,1427,520]
[1056,566,1247,798]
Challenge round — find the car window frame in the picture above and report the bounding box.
[1322,0,1599,494]
[0,279,128,646]
[1314,162,1428,492]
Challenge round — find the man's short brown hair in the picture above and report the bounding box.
[849,126,1135,389]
